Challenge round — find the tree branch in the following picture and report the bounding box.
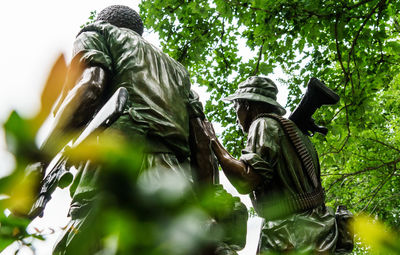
[177,42,190,63]
[324,102,354,126]
[334,14,348,81]
[225,0,334,18]
[218,18,232,70]
[365,137,400,153]
[344,0,375,10]
[347,0,386,72]
[253,41,265,76]
[360,163,397,212]
[325,157,400,191]
[165,3,183,13]
[333,12,352,149]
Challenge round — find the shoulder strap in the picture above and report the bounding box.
[250,113,326,216]
[254,113,320,189]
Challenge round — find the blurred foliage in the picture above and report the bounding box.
[0,54,69,252]
[0,55,245,254]
[0,111,47,252]
[0,105,244,254]
[353,214,400,254]
[139,0,400,249]
[0,212,44,252]
[48,132,220,255]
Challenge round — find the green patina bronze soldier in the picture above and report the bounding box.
[204,76,352,254]
[29,5,247,254]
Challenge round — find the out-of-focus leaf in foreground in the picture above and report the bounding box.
[353,214,400,254]
[32,54,67,130]
[0,214,31,251]
[0,54,71,252]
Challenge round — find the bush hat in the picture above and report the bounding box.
[224,76,286,116]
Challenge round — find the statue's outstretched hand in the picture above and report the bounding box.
[203,120,217,140]
[202,120,218,144]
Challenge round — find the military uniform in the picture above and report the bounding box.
[241,116,338,254]
[221,76,340,254]
[53,19,247,254]
[68,19,206,198]
[53,20,203,253]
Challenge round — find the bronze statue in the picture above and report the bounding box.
[204,76,353,254]
[26,5,246,254]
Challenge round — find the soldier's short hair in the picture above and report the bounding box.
[97,5,144,36]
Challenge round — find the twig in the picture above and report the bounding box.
[345,0,375,10]
[324,157,400,191]
[347,0,386,73]
[360,163,397,212]
[334,14,348,82]
[365,137,400,153]
[253,40,265,76]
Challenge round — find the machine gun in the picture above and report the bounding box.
[289,77,340,136]
[28,87,129,218]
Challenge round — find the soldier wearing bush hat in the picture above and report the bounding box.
[224,76,286,116]
[205,75,339,254]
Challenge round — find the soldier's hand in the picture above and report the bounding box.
[202,120,217,141]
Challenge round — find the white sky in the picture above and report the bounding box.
[0,1,296,254]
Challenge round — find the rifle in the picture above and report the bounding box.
[28,87,129,218]
[289,77,340,136]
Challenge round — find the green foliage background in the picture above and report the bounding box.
[139,0,400,231]
[1,1,400,254]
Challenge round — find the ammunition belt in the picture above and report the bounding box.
[253,113,325,215]
[255,113,320,188]
[255,186,325,220]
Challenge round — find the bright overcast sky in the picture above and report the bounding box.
[0,0,155,174]
[0,0,141,122]
[0,1,274,254]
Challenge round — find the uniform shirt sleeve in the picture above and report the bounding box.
[188,89,205,119]
[72,30,113,73]
[240,117,281,183]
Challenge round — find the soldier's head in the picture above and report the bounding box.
[97,5,144,36]
[225,76,286,132]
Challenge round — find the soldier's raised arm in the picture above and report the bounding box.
[40,65,108,156]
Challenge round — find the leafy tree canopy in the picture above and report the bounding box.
[139,0,400,230]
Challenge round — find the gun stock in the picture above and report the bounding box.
[289,77,339,136]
